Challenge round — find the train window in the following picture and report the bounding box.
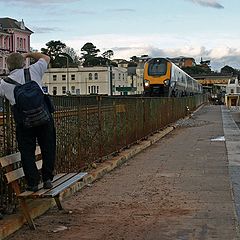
[148,62,167,76]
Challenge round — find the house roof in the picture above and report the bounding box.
[0,17,33,33]
[0,29,10,35]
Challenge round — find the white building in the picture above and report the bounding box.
[226,77,240,95]
[43,66,130,96]
[225,77,240,108]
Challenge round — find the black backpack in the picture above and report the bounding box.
[4,68,51,128]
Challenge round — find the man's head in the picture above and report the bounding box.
[6,53,25,72]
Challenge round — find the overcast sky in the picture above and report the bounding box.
[1,0,239,70]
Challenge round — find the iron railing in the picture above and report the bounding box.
[0,94,207,217]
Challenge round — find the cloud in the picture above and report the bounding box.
[146,46,240,70]
[106,8,136,13]
[70,10,96,15]
[186,0,224,9]
[55,33,240,71]
[0,0,80,6]
[31,26,60,34]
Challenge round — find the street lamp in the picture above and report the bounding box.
[58,54,70,95]
[109,65,113,96]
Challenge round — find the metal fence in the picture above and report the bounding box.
[0,94,207,216]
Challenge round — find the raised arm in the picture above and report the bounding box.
[22,52,50,65]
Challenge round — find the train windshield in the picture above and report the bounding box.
[148,59,167,76]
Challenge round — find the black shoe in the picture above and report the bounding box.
[43,180,53,189]
[26,185,38,192]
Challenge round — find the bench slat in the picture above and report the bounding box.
[34,173,77,197]
[0,147,41,168]
[43,172,87,197]
[5,160,42,183]
[0,152,21,168]
[17,173,68,198]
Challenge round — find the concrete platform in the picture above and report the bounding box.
[0,125,174,240]
[2,104,240,239]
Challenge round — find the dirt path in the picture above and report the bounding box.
[7,106,238,240]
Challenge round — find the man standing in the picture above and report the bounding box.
[0,52,56,191]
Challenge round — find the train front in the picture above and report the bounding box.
[143,58,171,97]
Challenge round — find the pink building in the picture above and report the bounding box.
[0,17,33,75]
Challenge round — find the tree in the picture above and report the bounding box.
[53,52,73,68]
[63,46,80,66]
[81,43,101,67]
[41,40,66,59]
[130,56,139,63]
[220,65,235,75]
[102,50,114,59]
[81,42,99,57]
[41,40,66,67]
[182,66,211,75]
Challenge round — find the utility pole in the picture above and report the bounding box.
[109,65,113,96]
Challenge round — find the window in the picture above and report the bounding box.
[71,74,75,80]
[4,37,7,48]
[119,73,121,79]
[97,86,99,93]
[112,73,115,80]
[53,87,57,95]
[148,59,167,76]
[89,73,93,80]
[62,75,66,81]
[62,86,66,94]
[71,86,75,94]
[17,37,19,49]
[19,38,23,49]
[94,73,98,80]
[53,75,57,81]
[76,89,80,95]
[89,85,97,94]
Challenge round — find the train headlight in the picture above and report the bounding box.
[144,80,150,88]
[163,79,170,86]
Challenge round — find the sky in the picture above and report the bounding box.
[1,0,240,71]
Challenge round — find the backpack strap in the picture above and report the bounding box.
[3,68,32,85]
[24,68,31,83]
[3,77,22,86]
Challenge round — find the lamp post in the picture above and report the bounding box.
[109,65,113,96]
[59,54,70,95]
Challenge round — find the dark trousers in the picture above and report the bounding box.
[16,118,56,186]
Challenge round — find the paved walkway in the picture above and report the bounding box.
[4,105,240,240]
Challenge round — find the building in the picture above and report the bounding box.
[43,66,131,96]
[126,64,145,95]
[0,17,33,75]
[225,77,240,108]
[112,59,129,68]
[168,57,196,68]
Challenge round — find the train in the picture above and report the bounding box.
[143,57,203,97]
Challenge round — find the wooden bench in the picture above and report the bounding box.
[0,146,87,230]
